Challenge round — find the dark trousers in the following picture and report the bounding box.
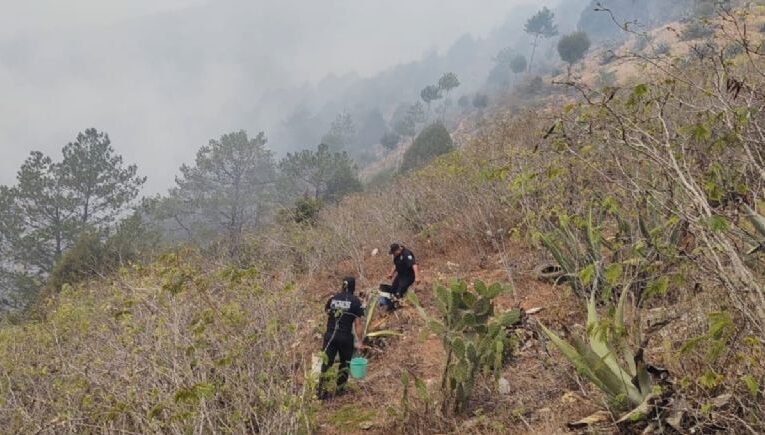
[320,332,354,392]
[392,275,415,297]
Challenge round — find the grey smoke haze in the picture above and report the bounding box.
[0,0,560,193]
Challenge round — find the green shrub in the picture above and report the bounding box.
[400,123,454,173]
[49,214,157,291]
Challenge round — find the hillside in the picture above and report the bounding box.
[3,3,765,434]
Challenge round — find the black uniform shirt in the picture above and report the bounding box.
[325,292,364,336]
[394,248,416,281]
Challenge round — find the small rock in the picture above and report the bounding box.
[498,377,511,395]
[561,391,581,404]
[359,421,374,430]
[525,307,544,315]
[371,248,379,257]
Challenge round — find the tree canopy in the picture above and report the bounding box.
[558,31,591,73]
[172,130,276,250]
[279,143,362,203]
[524,7,559,73]
[0,129,144,304]
[400,123,455,173]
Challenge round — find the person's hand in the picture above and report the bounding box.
[387,273,394,280]
[354,341,366,351]
[415,276,421,285]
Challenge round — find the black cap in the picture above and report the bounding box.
[389,243,401,255]
[342,277,356,294]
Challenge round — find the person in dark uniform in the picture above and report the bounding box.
[319,277,365,398]
[388,243,420,298]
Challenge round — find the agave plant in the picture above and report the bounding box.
[537,209,605,296]
[540,287,657,409]
[361,289,402,341]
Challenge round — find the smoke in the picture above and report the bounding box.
[0,0,559,193]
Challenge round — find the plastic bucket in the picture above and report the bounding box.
[349,357,368,379]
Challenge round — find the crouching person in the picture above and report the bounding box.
[380,243,420,311]
[318,277,365,399]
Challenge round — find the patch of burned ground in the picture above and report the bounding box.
[309,242,603,434]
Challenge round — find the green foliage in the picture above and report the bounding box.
[438,73,460,95]
[420,85,443,109]
[0,251,315,433]
[170,130,276,251]
[361,292,402,341]
[509,55,528,74]
[472,93,489,109]
[49,214,157,291]
[524,7,558,72]
[410,280,522,414]
[321,112,357,151]
[59,129,146,226]
[381,130,401,150]
[285,195,323,226]
[524,7,558,39]
[400,123,455,173]
[0,129,145,305]
[537,209,605,297]
[280,143,362,204]
[680,310,735,363]
[540,289,654,409]
[558,32,592,69]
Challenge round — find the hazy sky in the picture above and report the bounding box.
[0,0,555,193]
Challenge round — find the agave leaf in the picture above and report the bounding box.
[569,336,624,399]
[366,330,403,338]
[614,282,629,333]
[571,336,643,405]
[540,233,576,274]
[407,290,429,321]
[540,323,595,380]
[587,293,636,392]
[363,294,379,339]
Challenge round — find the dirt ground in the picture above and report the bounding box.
[303,241,610,434]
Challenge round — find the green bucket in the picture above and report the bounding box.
[349,357,368,379]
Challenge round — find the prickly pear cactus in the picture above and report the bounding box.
[412,279,523,414]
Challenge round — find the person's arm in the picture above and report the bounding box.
[413,264,420,284]
[389,266,397,280]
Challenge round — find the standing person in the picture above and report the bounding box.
[388,243,420,299]
[319,277,365,398]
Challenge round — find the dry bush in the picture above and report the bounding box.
[0,250,315,434]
